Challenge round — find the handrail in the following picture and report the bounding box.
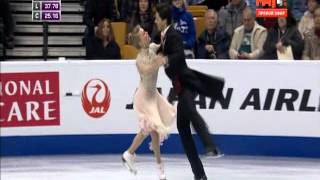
[42,22,48,61]
[1,25,6,61]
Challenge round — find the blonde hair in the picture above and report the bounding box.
[128,25,142,49]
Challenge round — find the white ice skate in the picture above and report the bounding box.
[122,151,137,175]
[158,163,166,180]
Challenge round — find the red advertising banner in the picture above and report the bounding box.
[256,8,288,18]
[256,0,288,18]
[0,72,60,127]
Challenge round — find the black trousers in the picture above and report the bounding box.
[189,93,216,152]
[177,87,212,178]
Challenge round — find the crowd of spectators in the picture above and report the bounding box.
[2,0,319,60]
[82,0,317,60]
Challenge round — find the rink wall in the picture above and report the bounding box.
[1,60,320,157]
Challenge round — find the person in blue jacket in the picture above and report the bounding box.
[172,0,197,58]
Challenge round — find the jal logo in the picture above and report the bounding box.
[81,79,111,118]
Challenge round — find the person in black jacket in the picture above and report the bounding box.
[155,3,225,180]
[197,9,230,59]
[83,0,118,56]
[262,12,304,60]
[86,18,121,59]
[128,0,157,40]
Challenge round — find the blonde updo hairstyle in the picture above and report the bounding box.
[128,25,143,50]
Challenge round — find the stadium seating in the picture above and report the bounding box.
[121,44,138,60]
[193,17,205,38]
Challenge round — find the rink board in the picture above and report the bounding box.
[1,60,319,157]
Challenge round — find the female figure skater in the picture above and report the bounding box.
[122,25,176,180]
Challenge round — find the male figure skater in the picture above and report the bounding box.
[154,3,225,180]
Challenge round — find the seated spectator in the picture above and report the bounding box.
[84,0,117,58]
[172,0,197,58]
[0,0,15,49]
[218,0,247,37]
[197,9,230,59]
[298,0,320,39]
[84,0,117,35]
[290,0,308,22]
[303,15,320,60]
[229,7,267,59]
[128,0,157,40]
[86,18,121,60]
[262,12,304,60]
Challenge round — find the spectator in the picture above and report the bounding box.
[298,0,319,39]
[197,9,230,59]
[262,12,304,60]
[121,0,138,22]
[303,15,320,60]
[128,0,157,40]
[229,7,267,59]
[218,0,247,37]
[0,0,15,49]
[172,0,197,58]
[84,0,117,35]
[86,18,121,60]
[84,0,117,58]
[290,0,308,22]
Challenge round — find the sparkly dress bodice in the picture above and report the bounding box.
[136,44,159,91]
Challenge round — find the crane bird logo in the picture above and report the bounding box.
[81,79,111,118]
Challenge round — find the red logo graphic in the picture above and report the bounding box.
[81,79,111,118]
[256,0,288,18]
[0,72,60,128]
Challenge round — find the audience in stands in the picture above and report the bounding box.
[262,12,304,60]
[121,0,139,22]
[84,0,117,32]
[0,0,15,49]
[218,0,247,37]
[79,0,320,60]
[172,0,197,58]
[229,7,267,60]
[197,9,230,59]
[303,13,320,60]
[128,0,158,40]
[290,0,308,22]
[84,0,117,59]
[298,0,320,39]
[86,18,121,60]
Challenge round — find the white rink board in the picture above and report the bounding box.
[1,60,319,137]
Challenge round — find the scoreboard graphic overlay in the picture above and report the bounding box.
[32,0,61,22]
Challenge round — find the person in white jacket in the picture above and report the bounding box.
[229,7,267,60]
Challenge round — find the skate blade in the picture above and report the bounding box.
[206,153,224,159]
[121,157,137,175]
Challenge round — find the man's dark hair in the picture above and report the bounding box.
[156,3,172,25]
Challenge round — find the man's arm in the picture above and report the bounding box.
[229,30,240,59]
[248,28,267,59]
